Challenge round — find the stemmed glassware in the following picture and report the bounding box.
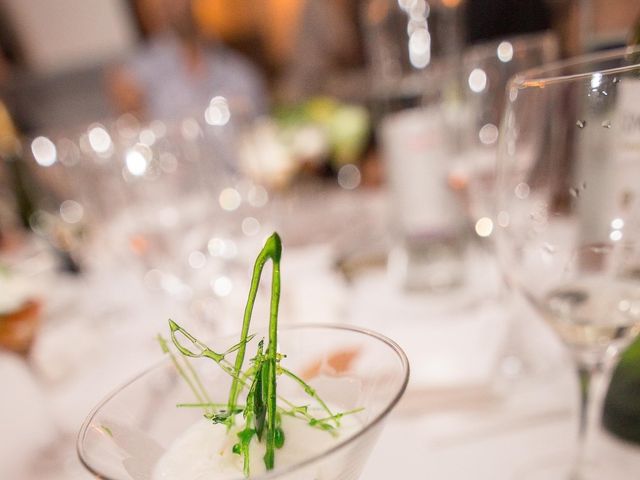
[23,112,276,330]
[445,32,560,381]
[77,324,409,480]
[453,31,559,237]
[495,46,640,478]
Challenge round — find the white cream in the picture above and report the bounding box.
[153,411,359,480]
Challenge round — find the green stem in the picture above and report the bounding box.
[227,233,281,417]
[312,408,365,424]
[280,368,336,426]
[264,245,281,469]
[164,233,361,476]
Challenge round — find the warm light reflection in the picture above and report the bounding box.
[219,187,241,211]
[59,200,84,224]
[88,126,112,153]
[591,72,603,90]
[337,164,361,190]
[475,217,494,237]
[478,123,499,145]
[497,41,514,63]
[139,129,156,146]
[125,148,148,176]
[409,27,430,68]
[610,230,623,242]
[208,237,237,259]
[188,251,207,269]
[208,237,225,257]
[31,136,57,166]
[611,218,624,230]
[205,96,231,126]
[150,120,167,138]
[468,68,487,93]
[212,276,233,296]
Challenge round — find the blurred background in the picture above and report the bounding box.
[0,0,635,133]
[1,0,640,479]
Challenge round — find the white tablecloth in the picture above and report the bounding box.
[2,227,640,480]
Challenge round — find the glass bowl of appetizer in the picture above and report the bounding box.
[77,234,409,480]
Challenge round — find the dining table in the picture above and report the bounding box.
[2,184,639,480]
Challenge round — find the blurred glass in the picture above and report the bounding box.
[22,110,274,330]
[450,31,559,243]
[363,0,467,292]
[496,46,640,479]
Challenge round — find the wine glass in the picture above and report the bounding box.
[77,324,409,480]
[496,46,640,479]
[453,31,559,237]
[460,32,560,380]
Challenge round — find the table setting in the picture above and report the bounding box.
[2,2,640,479]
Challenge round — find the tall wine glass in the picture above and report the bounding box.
[496,46,640,479]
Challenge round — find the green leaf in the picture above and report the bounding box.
[253,362,266,441]
[275,427,285,449]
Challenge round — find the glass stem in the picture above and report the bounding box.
[572,359,606,479]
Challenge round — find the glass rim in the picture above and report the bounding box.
[510,45,640,88]
[76,322,411,480]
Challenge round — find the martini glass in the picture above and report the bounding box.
[77,324,409,480]
[496,46,640,478]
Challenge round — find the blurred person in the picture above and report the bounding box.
[108,0,268,121]
[280,0,365,102]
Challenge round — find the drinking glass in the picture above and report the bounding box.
[451,32,560,381]
[77,324,410,480]
[453,31,559,237]
[496,46,640,479]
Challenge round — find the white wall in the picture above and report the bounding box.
[3,0,137,74]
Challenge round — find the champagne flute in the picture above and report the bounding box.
[496,46,640,479]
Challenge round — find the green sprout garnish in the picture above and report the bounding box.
[160,233,362,477]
